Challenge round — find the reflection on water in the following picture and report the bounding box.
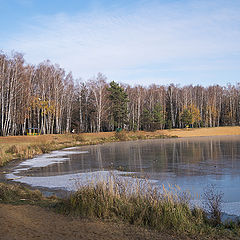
[28,136,240,178]
[5,135,240,213]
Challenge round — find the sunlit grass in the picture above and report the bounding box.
[56,175,236,238]
[0,182,59,208]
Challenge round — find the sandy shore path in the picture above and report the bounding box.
[0,204,182,240]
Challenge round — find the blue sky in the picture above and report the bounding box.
[1,0,240,86]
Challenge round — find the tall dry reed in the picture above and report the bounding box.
[57,175,208,235]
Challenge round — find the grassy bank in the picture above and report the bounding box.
[0,182,57,207]
[0,180,240,239]
[0,131,175,167]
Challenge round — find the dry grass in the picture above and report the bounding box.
[0,182,58,207]
[56,176,240,239]
[0,134,74,166]
[160,126,240,138]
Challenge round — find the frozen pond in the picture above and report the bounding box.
[5,135,240,217]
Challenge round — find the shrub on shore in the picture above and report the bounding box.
[115,130,128,141]
[55,176,240,238]
[203,184,223,226]
[56,176,209,235]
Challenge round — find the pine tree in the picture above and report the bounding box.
[153,103,165,130]
[141,103,165,131]
[181,108,192,127]
[107,81,128,129]
[141,108,153,131]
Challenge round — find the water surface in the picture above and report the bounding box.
[5,135,240,216]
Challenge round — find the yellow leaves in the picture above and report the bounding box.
[180,104,201,126]
[188,104,201,124]
[29,96,56,116]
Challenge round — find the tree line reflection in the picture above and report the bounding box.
[25,136,240,180]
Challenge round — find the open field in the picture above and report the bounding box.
[161,126,240,138]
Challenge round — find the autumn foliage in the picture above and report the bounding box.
[1,51,240,136]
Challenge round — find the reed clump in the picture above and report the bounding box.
[3,142,54,163]
[203,184,223,226]
[0,148,11,166]
[56,176,208,235]
[56,177,240,238]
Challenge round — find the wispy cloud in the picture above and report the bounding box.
[4,0,240,85]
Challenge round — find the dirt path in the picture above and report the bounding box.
[0,204,184,240]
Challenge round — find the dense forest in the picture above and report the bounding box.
[0,51,239,136]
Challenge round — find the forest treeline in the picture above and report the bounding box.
[0,51,239,136]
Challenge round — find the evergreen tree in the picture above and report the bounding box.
[181,108,192,127]
[153,103,165,130]
[107,81,129,129]
[141,104,165,131]
[181,104,201,128]
[141,108,153,131]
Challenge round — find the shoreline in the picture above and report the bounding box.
[1,126,240,167]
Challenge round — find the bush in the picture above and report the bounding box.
[115,130,128,141]
[6,145,19,154]
[72,134,85,142]
[203,184,223,226]
[137,135,147,140]
[38,143,51,153]
[56,176,208,235]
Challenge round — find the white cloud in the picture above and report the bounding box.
[4,0,240,85]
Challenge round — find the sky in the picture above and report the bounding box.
[0,0,240,86]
